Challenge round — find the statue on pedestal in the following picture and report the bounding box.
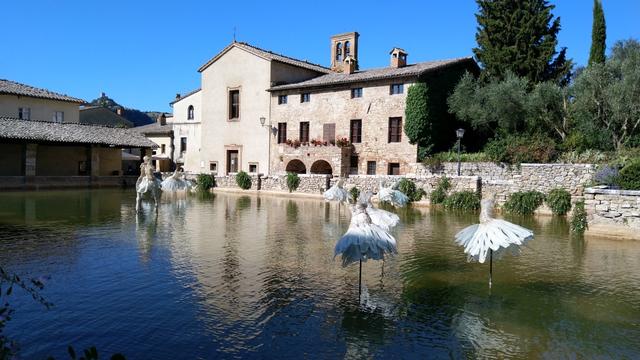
[136,155,162,213]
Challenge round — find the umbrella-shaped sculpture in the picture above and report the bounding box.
[335,192,398,299]
[161,167,193,192]
[378,181,409,208]
[324,178,350,222]
[454,197,534,288]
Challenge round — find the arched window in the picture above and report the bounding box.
[344,41,351,57]
[335,42,342,62]
[187,105,194,120]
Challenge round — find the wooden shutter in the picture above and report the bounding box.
[323,123,335,143]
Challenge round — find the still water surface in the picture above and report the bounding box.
[0,189,638,359]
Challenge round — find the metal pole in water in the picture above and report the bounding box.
[489,249,493,288]
[359,259,362,300]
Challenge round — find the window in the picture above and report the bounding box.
[390,83,404,95]
[335,42,342,61]
[209,162,218,173]
[349,155,359,175]
[367,161,377,175]
[388,163,400,175]
[300,93,310,103]
[52,111,64,123]
[18,107,31,120]
[350,119,362,143]
[388,117,402,143]
[351,88,363,98]
[299,121,310,143]
[229,90,240,119]
[161,144,166,154]
[249,163,258,173]
[180,137,187,153]
[277,123,287,144]
[344,41,351,57]
[278,95,288,105]
[187,105,194,120]
[323,123,335,143]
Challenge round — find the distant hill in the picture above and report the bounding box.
[87,93,160,127]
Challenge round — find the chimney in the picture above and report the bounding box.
[330,32,359,72]
[344,56,356,75]
[175,93,181,100]
[390,47,408,68]
[116,107,124,116]
[157,113,166,126]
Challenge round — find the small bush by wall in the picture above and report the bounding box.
[196,173,215,191]
[430,176,451,205]
[594,165,620,186]
[546,188,572,215]
[443,191,480,211]
[616,161,640,190]
[398,178,426,202]
[286,172,300,193]
[236,171,252,190]
[503,191,545,215]
[570,199,588,234]
[349,186,360,202]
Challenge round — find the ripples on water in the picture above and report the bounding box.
[0,189,639,359]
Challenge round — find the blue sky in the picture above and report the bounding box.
[3,1,638,112]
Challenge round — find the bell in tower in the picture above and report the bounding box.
[330,32,359,72]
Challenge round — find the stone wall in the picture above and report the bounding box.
[584,188,640,239]
[334,175,480,198]
[415,162,596,204]
[213,173,330,194]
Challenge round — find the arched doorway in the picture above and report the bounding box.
[285,159,306,174]
[310,160,332,175]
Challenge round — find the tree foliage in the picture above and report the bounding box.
[571,39,640,151]
[473,0,572,85]
[588,0,607,66]
[404,82,433,154]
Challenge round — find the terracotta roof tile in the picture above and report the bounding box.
[0,79,85,103]
[0,117,156,148]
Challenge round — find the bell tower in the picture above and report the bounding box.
[330,32,359,72]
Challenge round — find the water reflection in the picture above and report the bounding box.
[0,190,639,359]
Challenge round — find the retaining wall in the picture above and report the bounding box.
[584,187,640,239]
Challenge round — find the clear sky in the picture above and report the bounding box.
[2,1,638,113]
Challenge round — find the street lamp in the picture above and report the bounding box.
[456,128,465,176]
[260,117,266,127]
[260,116,270,176]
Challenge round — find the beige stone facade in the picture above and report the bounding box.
[269,79,417,176]
[0,95,80,124]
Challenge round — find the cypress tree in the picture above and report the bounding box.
[473,0,572,85]
[588,0,606,66]
[404,82,433,156]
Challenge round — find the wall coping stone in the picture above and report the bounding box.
[584,187,640,196]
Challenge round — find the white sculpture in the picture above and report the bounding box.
[136,155,162,213]
[323,178,349,203]
[377,181,409,207]
[454,196,534,287]
[161,167,193,192]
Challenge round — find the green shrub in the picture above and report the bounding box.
[196,173,216,191]
[235,171,252,190]
[443,191,480,211]
[546,188,572,215]
[432,151,490,162]
[430,176,451,205]
[503,191,546,215]
[570,199,588,234]
[422,156,443,173]
[398,178,426,202]
[349,186,360,202]
[286,172,300,193]
[485,135,557,164]
[616,161,640,190]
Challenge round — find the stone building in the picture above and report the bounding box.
[159,32,476,176]
[268,34,477,176]
[0,79,155,189]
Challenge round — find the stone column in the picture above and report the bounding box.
[24,143,37,176]
[90,145,100,177]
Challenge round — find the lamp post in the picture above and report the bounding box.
[456,128,465,176]
[260,117,270,176]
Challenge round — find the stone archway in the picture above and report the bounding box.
[310,160,333,175]
[285,159,306,174]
